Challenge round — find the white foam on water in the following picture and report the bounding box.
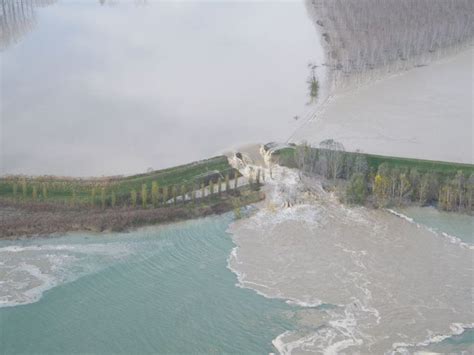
[273,330,319,355]
[387,209,474,250]
[272,304,366,355]
[272,295,386,355]
[0,242,134,255]
[0,239,135,308]
[229,162,472,354]
[245,203,324,234]
[391,323,474,354]
[228,165,383,354]
[227,245,285,302]
[0,254,74,308]
[272,331,293,354]
[285,299,322,308]
[228,243,329,313]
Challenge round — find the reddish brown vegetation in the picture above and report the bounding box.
[0,190,264,239]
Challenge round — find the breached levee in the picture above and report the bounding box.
[227,165,473,354]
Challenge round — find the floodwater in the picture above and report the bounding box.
[0,0,323,177]
[0,215,297,353]
[1,185,472,354]
[2,1,473,354]
[228,165,474,354]
[290,48,474,164]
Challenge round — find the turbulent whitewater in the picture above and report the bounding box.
[0,239,134,308]
[228,164,473,354]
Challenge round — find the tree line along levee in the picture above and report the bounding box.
[0,164,266,210]
[274,141,474,214]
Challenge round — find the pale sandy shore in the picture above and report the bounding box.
[290,49,473,164]
[228,164,473,354]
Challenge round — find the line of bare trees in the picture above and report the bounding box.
[98,0,148,6]
[294,141,474,213]
[295,139,358,180]
[0,0,57,50]
[305,0,474,91]
[372,166,474,212]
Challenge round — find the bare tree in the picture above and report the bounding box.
[319,139,345,180]
[353,154,369,176]
[295,142,311,177]
[305,0,474,91]
[1,0,57,50]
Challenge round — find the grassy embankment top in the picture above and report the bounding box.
[273,147,474,176]
[0,156,267,237]
[272,145,474,213]
[0,156,237,206]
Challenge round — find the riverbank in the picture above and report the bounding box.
[0,156,264,239]
[270,143,474,214]
[227,164,473,353]
[0,188,263,239]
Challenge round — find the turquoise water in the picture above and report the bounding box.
[432,329,474,353]
[399,206,473,244]
[397,206,473,353]
[413,329,474,354]
[0,215,295,354]
[1,209,472,354]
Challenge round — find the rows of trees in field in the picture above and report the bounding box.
[0,176,267,237]
[98,0,148,6]
[0,172,252,209]
[0,154,267,212]
[306,0,474,91]
[0,0,152,50]
[0,0,57,50]
[292,141,474,213]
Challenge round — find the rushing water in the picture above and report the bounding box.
[393,207,474,354]
[0,197,472,354]
[229,166,474,354]
[0,0,323,177]
[2,1,473,353]
[0,214,297,353]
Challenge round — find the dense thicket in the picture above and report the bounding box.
[306,0,474,90]
[293,142,474,213]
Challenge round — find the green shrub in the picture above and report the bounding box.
[141,184,148,208]
[131,189,137,208]
[346,173,367,204]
